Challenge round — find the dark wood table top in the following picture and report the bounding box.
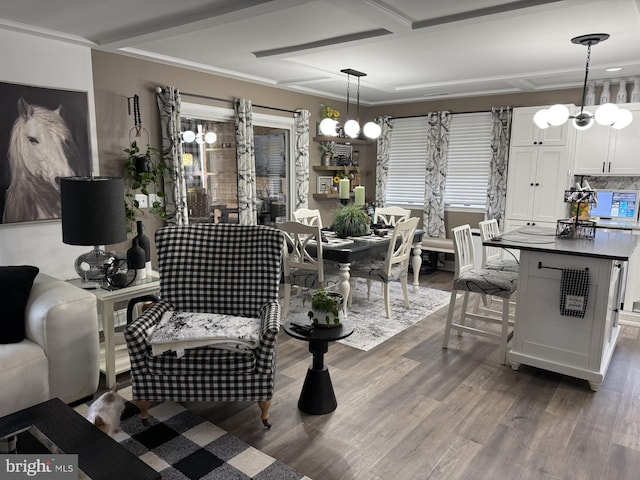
[0,398,159,480]
[283,318,354,342]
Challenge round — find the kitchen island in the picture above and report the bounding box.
[486,227,640,390]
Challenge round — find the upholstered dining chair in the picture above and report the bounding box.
[348,216,419,318]
[292,208,323,229]
[125,224,283,428]
[442,224,518,364]
[373,206,411,227]
[277,221,340,319]
[478,219,519,272]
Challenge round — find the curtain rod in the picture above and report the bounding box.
[391,109,495,119]
[178,90,298,115]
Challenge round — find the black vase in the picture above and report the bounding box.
[127,238,146,273]
[134,220,151,272]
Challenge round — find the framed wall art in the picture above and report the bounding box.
[317,175,333,194]
[0,81,91,224]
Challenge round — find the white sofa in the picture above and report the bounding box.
[0,273,100,417]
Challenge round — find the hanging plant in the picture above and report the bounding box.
[123,140,168,228]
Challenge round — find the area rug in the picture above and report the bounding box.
[287,282,452,351]
[76,388,310,480]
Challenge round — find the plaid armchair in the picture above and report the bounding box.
[125,224,283,428]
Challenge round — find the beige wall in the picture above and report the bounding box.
[91,50,581,253]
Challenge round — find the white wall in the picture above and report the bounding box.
[0,29,99,279]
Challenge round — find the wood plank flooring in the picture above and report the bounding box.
[124,270,640,479]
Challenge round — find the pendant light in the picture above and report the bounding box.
[534,33,632,131]
[319,68,381,140]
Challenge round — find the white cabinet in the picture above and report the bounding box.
[505,107,574,230]
[574,103,640,175]
[510,106,572,147]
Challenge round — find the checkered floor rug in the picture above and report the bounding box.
[76,388,310,480]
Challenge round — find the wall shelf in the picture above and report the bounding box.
[313,136,373,145]
[313,166,360,173]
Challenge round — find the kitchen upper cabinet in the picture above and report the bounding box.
[510,106,572,147]
[505,146,571,224]
[574,103,640,175]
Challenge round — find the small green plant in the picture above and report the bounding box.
[123,141,167,228]
[333,203,370,239]
[306,289,343,326]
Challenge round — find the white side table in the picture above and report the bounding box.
[70,273,160,388]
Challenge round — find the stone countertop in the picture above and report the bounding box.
[486,228,640,261]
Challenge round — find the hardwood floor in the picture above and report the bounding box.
[118,270,640,479]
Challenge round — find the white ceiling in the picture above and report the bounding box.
[2,0,640,105]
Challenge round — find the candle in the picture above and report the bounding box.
[339,178,350,199]
[354,186,365,206]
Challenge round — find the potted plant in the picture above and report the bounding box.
[333,203,370,238]
[307,289,344,328]
[123,141,167,228]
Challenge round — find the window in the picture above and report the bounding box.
[385,112,492,209]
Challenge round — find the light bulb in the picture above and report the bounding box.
[182,130,196,143]
[595,103,620,126]
[344,119,360,138]
[195,133,204,145]
[363,121,381,139]
[547,104,570,126]
[319,118,339,136]
[612,108,633,130]
[533,109,550,129]
[204,131,217,144]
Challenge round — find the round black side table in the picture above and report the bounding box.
[283,318,354,415]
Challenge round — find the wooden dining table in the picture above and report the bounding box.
[307,229,425,304]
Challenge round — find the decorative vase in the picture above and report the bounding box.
[584,82,596,106]
[321,152,333,166]
[308,291,344,328]
[127,238,146,280]
[134,220,151,274]
[631,78,640,103]
[616,79,627,103]
[600,81,611,104]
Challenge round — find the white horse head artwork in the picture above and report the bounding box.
[3,97,79,223]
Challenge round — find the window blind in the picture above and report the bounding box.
[444,112,492,208]
[386,117,429,206]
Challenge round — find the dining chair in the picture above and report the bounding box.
[292,208,323,229]
[348,216,419,318]
[277,221,339,319]
[442,224,518,364]
[478,219,519,272]
[373,206,411,227]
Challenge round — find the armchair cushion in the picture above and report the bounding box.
[0,265,39,344]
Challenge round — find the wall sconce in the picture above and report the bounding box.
[534,33,632,131]
[181,124,217,144]
[320,68,381,140]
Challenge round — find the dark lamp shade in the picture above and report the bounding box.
[60,177,127,246]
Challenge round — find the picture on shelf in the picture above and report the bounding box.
[317,176,333,194]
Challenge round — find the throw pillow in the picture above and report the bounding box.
[0,265,39,344]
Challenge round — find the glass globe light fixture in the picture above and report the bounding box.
[547,104,570,126]
[595,103,620,126]
[182,130,196,142]
[533,109,550,129]
[363,121,381,139]
[573,111,594,130]
[612,108,633,130]
[344,119,360,138]
[319,117,339,136]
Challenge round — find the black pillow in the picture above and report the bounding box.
[0,265,39,344]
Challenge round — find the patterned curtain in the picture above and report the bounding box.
[156,86,189,225]
[487,107,512,230]
[423,111,451,239]
[374,115,393,207]
[234,98,257,225]
[294,109,310,210]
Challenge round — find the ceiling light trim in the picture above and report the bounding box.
[412,0,563,29]
[252,28,392,58]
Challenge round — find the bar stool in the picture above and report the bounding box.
[443,224,518,364]
[478,219,519,272]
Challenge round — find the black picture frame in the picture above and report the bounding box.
[0,80,91,224]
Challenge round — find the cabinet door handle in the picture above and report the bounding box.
[530,182,534,186]
[602,162,606,173]
[533,141,538,145]
[535,183,539,186]
[608,162,611,172]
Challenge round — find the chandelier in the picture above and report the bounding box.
[319,68,381,140]
[534,33,632,131]
[181,124,217,144]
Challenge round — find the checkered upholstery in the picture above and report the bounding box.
[125,224,283,404]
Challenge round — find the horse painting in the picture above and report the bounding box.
[3,97,79,223]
